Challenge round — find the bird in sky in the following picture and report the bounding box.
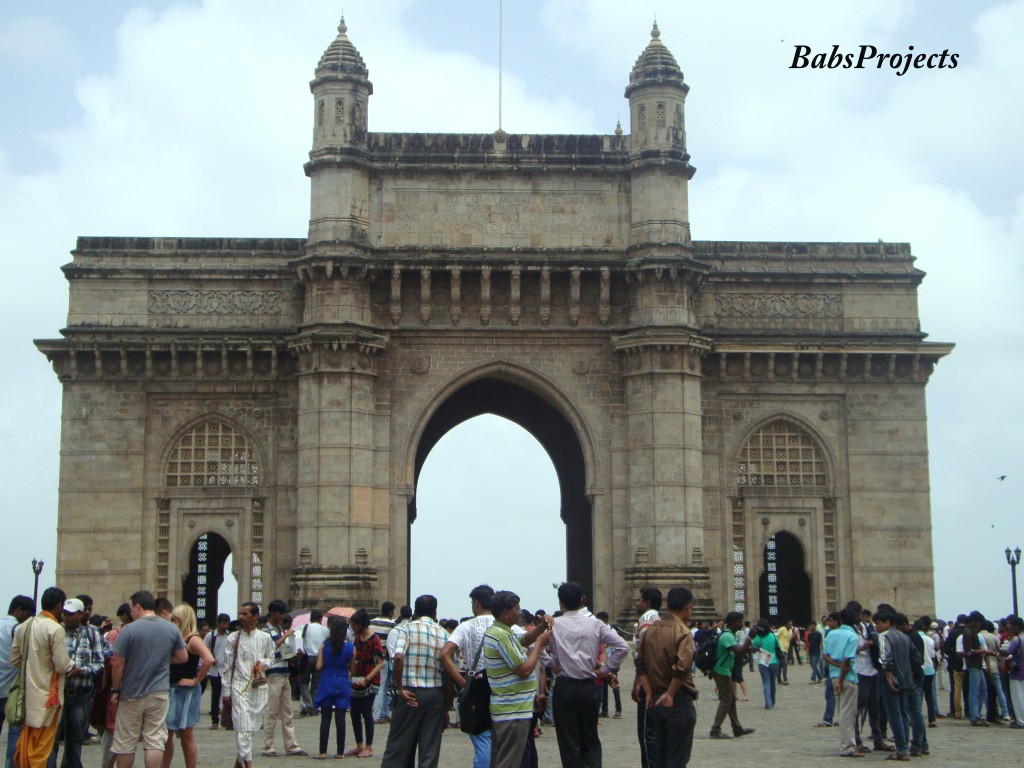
[998,475,1007,481]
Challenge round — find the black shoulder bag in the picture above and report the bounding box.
[457,636,492,735]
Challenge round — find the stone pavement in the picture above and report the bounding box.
[98,664,1021,767]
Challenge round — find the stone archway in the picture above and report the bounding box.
[182,531,232,622]
[406,376,592,600]
[759,530,812,625]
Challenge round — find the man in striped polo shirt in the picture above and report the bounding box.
[483,592,551,768]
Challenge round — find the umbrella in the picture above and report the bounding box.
[326,606,356,619]
[287,609,316,629]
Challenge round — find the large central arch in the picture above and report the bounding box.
[406,372,593,600]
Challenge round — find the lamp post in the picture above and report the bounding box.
[31,558,44,607]
[1006,547,1022,617]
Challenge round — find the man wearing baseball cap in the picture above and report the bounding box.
[49,599,105,768]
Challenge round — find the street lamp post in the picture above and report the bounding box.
[1006,547,1022,617]
[31,559,44,607]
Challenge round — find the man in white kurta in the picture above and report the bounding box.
[223,604,275,768]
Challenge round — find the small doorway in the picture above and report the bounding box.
[183,532,232,622]
[759,531,811,625]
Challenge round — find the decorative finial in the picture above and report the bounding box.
[615,119,623,137]
[338,15,347,36]
[651,20,660,40]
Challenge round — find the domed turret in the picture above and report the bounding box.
[310,18,372,151]
[625,23,689,154]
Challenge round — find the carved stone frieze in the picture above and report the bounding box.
[148,290,282,315]
[713,293,843,319]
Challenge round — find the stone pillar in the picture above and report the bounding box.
[288,269,387,610]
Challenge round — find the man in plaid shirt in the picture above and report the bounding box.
[51,598,105,768]
[380,595,448,768]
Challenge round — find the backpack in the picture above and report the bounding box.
[694,633,719,673]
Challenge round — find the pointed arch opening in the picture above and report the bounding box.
[409,376,591,609]
[182,531,233,623]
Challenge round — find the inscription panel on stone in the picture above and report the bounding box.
[374,182,620,249]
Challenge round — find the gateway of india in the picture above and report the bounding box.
[37,20,951,625]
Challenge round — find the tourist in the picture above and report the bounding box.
[0,596,35,742]
[379,595,448,768]
[482,591,549,768]
[815,611,840,727]
[775,620,793,685]
[635,587,697,767]
[49,598,105,768]
[223,603,275,768]
[298,611,328,717]
[314,617,353,759]
[260,601,305,757]
[853,606,890,753]
[749,619,780,709]
[914,617,939,726]
[439,585,495,768]
[109,590,187,768]
[368,603,396,725]
[1003,616,1024,727]
[942,614,967,718]
[161,604,213,768]
[805,623,823,683]
[345,609,384,758]
[154,600,174,622]
[547,581,628,768]
[961,610,990,726]
[630,587,661,768]
[204,614,230,730]
[980,619,1010,721]
[875,609,920,759]
[708,611,755,739]
[822,604,859,757]
[731,621,749,703]
[594,612,622,719]
[10,588,74,768]
[895,613,928,755]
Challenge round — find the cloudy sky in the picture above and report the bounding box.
[1,1,1021,623]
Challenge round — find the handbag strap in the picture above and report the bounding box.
[229,631,242,688]
[18,618,33,693]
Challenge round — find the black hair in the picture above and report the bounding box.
[490,591,521,618]
[154,597,173,615]
[558,582,585,611]
[40,587,66,613]
[639,587,663,611]
[76,594,93,607]
[1009,616,1024,632]
[666,587,692,612]
[8,596,34,615]
[217,613,231,623]
[872,609,896,623]
[267,600,289,615]
[596,611,610,621]
[381,601,395,616]
[116,602,132,617]
[398,605,413,620]
[327,615,349,653]
[725,611,744,625]
[469,585,495,610]
[89,615,105,627]
[240,601,260,617]
[310,610,323,623]
[414,595,438,618]
[228,620,242,632]
[892,613,909,626]
[350,608,371,629]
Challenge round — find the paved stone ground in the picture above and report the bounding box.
[95,664,1021,767]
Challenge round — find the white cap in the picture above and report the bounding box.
[63,598,85,614]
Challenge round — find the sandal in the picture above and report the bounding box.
[357,751,373,758]
[343,749,361,757]
[286,750,308,757]
[814,722,833,727]
[261,751,278,758]
[313,756,328,761]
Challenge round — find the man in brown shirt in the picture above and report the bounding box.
[635,587,697,767]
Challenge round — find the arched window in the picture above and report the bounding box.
[166,419,259,488]
[656,102,666,128]
[737,419,827,488]
[638,104,647,130]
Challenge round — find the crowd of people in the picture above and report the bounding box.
[1,584,1022,768]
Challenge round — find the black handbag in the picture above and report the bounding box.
[457,640,491,735]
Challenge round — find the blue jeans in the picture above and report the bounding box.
[758,664,778,709]
[48,689,92,768]
[809,653,823,682]
[6,722,19,768]
[880,684,911,754]
[372,663,392,721]
[469,729,491,768]
[906,682,927,753]
[967,667,988,723]
[823,676,836,723]
[988,671,1009,719]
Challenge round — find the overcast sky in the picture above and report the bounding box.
[1,1,1021,623]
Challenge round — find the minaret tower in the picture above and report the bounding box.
[624,22,695,249]
[305,17,373,260]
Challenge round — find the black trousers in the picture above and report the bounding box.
[645,691,696,768]
[636,688,658,768]
[209,676,223,724]
[553,678,602,768]
[379,686,444,768]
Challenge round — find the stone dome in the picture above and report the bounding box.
[316,18,370,83]
[625,22,687,98]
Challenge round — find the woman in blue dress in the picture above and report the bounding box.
[314,616,354,758]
